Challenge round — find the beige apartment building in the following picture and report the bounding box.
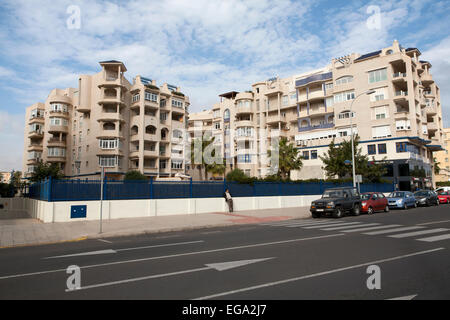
[435,128,450,182]
[189,41,444,190]
[23,60,189,180]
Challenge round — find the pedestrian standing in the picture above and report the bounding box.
[223,188,233,213]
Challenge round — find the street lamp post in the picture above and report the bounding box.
[349,90,376,188]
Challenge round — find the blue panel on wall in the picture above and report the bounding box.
[71,205,87,219]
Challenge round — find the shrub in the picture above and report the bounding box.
[124,170,148,181]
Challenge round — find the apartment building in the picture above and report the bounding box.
[23,60,189,180]
[189,41,444,190]
[435,128,450,182]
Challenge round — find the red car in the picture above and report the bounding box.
[438,191,450,204]
[361,192,389,214]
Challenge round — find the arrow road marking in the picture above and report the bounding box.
[44,240,204,259]
[387,294,417,300]
[66,257,274,292]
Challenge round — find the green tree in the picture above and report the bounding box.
[434,158,441,175]
[190,135,219,180]
[30,161,63,183]
[320,135,387,182]
[124,170,147,181]
[269,137,303,179]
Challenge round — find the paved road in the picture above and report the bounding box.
[0,203,449,301]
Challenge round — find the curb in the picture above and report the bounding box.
[0,236,88,250]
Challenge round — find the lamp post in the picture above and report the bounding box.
[349,90,376,188]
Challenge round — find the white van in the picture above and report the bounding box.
[435,186,450,194]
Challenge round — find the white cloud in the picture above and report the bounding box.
[0,111,25,172]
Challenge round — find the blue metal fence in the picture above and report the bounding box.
[26,178,395,202]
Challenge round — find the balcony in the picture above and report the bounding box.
[235,119,254,127]
[427,122,438,132]
[392,72,407,82]
[29,116,45,124]
[423,90,435,98]
[28,130,43,139]
[295,72,332,88]
[27,144,43,152]
[307,89,325,102]
[27,157,41,165]
[425,105,437,116]
[298,122,334,132]
[47,138,67,147]
[48,125,68,134]
[49,110,70,118]
[421,74,434,86]
[394,110,409,119]
[309,106,334,116]
[98,76,125,88]
[129,151,140,159]
[97,112,125,123]
[393,91,408,103]
[98,95,126,106]
[47,155,66,163]
[144,149,158,158]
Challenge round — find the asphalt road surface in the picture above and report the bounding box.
[1,203,450,300]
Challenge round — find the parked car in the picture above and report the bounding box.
[387,191,417,209]
[435,187,450,194]
[361,192,389,214]
[414,190,439,207]
[437,191,450,204]
[310,187,362,219]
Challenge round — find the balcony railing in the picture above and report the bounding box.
[393,72,407,78]
[395,91,408,97]
[298,122,334,132]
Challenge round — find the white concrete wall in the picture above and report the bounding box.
[16,194,323,223]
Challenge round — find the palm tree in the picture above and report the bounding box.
[190,136,216,180]
[271,137,303,179]
[434,158,441,175]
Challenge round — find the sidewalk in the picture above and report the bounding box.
[0,206,311,248]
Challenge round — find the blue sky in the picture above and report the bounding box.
[1,0,450,172]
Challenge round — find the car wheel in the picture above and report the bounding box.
[368,207,374,215]
[333,207,344,219]
[384,205,389,213]
[436,199,440,206]
[403,203,408,210]
[353,204,361,216]
[312,212,320,219]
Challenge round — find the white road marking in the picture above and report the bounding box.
[387,294,417,300]
[389,228,448,239]
[303,222,362,229]
[43,240,204,259]
[0,234,344,280]
[97,239,113,244]
[340,225,402,233]
[193,248,444,300]
[417,219,450,226]
[363,226,425,235]
[416,234,450,242]
[261,220,345,227]
[44,249,117,259]
[321,223,379,231]
[67,258,274,292]
[285,220,349,227]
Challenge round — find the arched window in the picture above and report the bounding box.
[335,76,353,86]
[130,125,138,135]
[386,49,393,55]
[224,109,230,121]
[146,125,156,134]
[103,122,115,130]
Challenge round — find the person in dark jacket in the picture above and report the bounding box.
[223,188,233,213]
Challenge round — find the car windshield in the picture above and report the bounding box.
[389,192,404,198]
[322,190,344,198]
[414,191,429,197]
[361,194,372,200]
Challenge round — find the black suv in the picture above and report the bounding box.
[310,187,362,218]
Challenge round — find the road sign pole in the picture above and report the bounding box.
[99,167,104,234]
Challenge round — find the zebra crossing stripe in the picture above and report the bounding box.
[363,226,424,235]
[389,228,449,239]
[284,220,349,227]
[261,220,345,227]
[321,223,382,231]
[340,224,402,233]
[303,222,362,229]
[416,233,450,242]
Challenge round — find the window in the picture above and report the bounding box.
[373,106,388,119]
[302,151,310,160]
[50,103,68,113]
[378,143,387,154]
[99,139,120,150]
[396,142,408,153]
[172,99,183,108]
[335,76,353,85]
[160,112,168,121]
[338,111,355,119]
[368,145,376,155]
[236,127,253,137]
[132,94,140,103]
[282,95,288,106]
[370,88,387,101]
[171,160,183,169]
[334,90,355,103]
[224,109,230,121]
[50,117,68,126]
[213,109,220,118]
[325,97,334,107]
[325,83,333,90]
[214,122,221,130]
[311,150,318,159]
[144,92,158,102]
[372,125,391,139]
[237,154,251,163]
[368,68,387,83]
[160,99,166,108]
[98,156,120,167]
[396,120,411,130]
[48,147,66,157]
